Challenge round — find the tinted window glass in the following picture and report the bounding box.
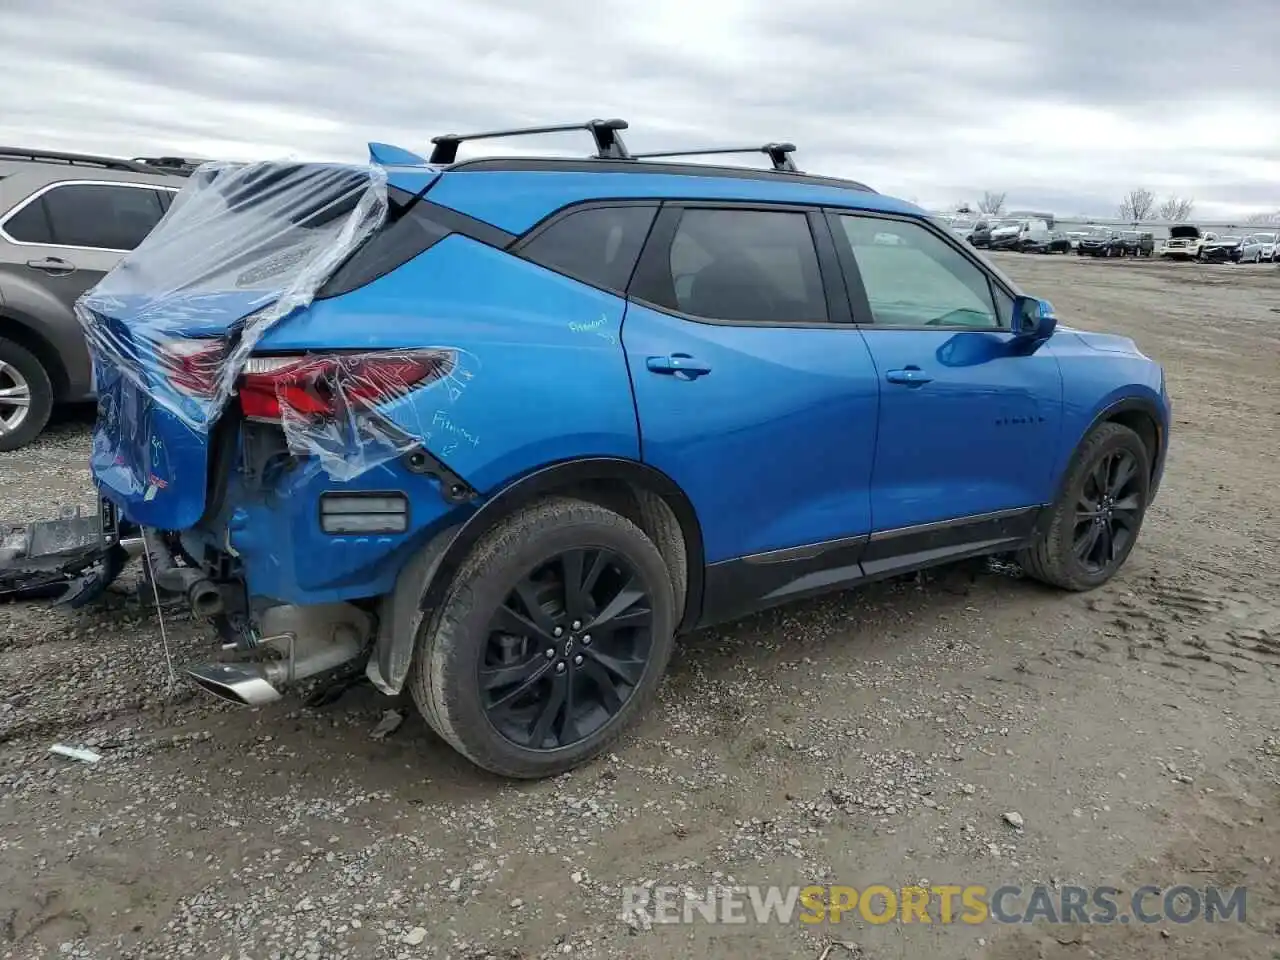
[40,183,166,250]
[839,216,1001,329]
[3,196,54,243]
[662,209,827,323]
[522,205,657,292]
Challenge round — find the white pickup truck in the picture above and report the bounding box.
[1160,225,1218,260]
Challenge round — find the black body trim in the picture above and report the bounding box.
[447,157,876,192]
[697,506,1044,629]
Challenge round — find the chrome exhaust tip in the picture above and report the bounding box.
[186,662,282,707]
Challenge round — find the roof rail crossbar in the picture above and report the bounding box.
[0,146,155,174]
[628,142,799,172]
[429,118,631,165]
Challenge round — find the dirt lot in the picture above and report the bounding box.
[1,254,1278,960]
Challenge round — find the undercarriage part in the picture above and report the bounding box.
[186,602,374,706]
[0,505,128,606]
[143,532,227,617]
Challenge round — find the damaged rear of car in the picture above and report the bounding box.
[78,160,469,703]
[74,147,654,780]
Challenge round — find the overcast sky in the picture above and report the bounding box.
[3,0,1277,219]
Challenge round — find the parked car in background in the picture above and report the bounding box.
[1239,232,1277,263]
[0,147,198,450]
[1077,227,1121,257]
[1199,236,1243,263]
[989,218,1051,252]
[1160,224,1217,261]
[964,220,994,247]
[1117,231,1155,257]
[1044,231,1073,254]
[76,121,1170,779]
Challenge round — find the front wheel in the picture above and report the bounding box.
[410,497,678,779]
[1019,422,1151,591]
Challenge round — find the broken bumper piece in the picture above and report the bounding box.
[0,501,136,606]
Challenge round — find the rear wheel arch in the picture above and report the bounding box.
[440,458,704,632]
[370,457,706,696]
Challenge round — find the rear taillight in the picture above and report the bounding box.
[236,350,455,423]
[158,339,226,399]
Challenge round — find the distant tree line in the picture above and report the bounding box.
[965,188,1279,226]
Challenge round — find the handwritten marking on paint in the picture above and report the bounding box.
[569,314,617,345]
[431,410,480,452]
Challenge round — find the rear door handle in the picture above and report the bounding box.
[26,257,76,276]
[885,366,933,386]
[646,354,712,379]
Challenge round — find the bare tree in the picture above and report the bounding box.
[1244,210,1280,225]
[1118,188,1157,222]
[1157,195,1195,222]
[977,191,1006,216]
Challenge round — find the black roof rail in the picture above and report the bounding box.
[628,142,799,173]
[0,146,157,174]
[429,118,631,165]
[132,156,208,176]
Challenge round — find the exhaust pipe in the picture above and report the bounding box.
[185,603,373,706]
[187,661,283,706]
[143,531,226,617]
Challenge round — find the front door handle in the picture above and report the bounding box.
[885,366,933,387]
[26,257,76,276]
[646,354,712,380]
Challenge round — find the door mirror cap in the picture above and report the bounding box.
[1012,296,1057,342]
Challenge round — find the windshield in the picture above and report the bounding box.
[1254,233,1276,242]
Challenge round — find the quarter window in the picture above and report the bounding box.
[521,205,657,293]
[3,183,170,250]
[837,215,1003,328]
[656,208,828,323]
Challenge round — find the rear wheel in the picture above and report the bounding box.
[1019,422,1151,591]
[0,338,54,452]
[410,497,678,779]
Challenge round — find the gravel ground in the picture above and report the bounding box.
[1,254,1278,960]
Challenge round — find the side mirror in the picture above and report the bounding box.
[1012,295,1057,342]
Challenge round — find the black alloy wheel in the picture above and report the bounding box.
[1071,448,1142,575]
[479,547,656,751]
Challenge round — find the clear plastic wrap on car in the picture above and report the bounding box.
[246,347,482,482]
[75,160,389,435]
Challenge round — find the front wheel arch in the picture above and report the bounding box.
[1049,398,1164,518]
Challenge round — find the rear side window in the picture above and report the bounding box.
[520,205,657,293]
[656,208,828,323]
[3,182,168,250]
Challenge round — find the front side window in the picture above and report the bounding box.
[837,215,1003,329]
[3,182,168,250]
[654,208,827,323]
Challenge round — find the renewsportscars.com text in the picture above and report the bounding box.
[620,884,1247,926]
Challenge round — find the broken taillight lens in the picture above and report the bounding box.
[236,350,455,423]
[157,338,226,399]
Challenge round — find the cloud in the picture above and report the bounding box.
[2,0,1276,218]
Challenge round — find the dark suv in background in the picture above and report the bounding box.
[0,148,198,450]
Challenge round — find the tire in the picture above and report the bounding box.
[1018,422,1151,592]
[409,496,678,779]
[0,338,54,453]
